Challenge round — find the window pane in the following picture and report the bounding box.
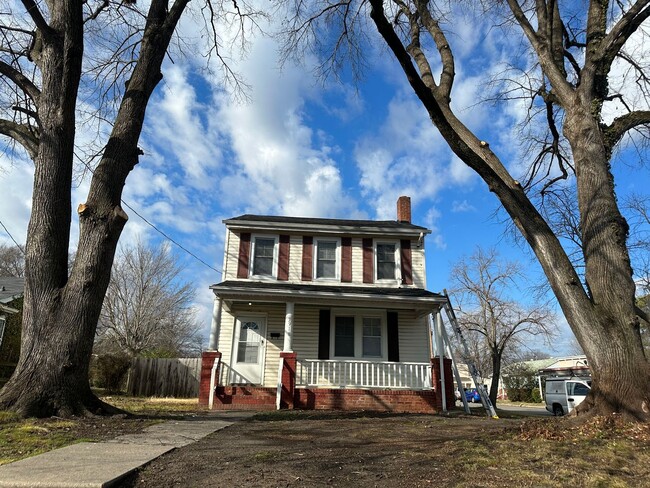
[363,317,382,357]
[335,316,355,357]
[377,244,396,279]
[253,238,275,276]
[316,241,337,278]
[237,343,258,363]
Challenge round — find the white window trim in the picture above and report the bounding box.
[313,237,341,282]
[330,308,387,360]
[249,234,279,279]
[374,240,402,283]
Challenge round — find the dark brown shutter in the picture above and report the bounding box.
[362,238,373,283]
[387,311,399,362]
[318,309,331,360]
[400,239,413,285]
[302,236,313,281]
[237,233,251,278]
[278,235,290,281]
[341,237,352,282]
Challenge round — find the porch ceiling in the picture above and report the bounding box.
[210,280,446,314]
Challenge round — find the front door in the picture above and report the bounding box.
[232,316,266,384]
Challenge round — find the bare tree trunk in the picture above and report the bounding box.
[0,0,190,417]
[490,352,501,407]
[563,110,649,417]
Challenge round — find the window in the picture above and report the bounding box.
[315,239,339,279]
[376,242,398,280]
[331,311,386,359]
[251,236,277,277]
[334,316,355,357]
[362,317,382,357]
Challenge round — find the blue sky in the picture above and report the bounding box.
[1,2,648,357]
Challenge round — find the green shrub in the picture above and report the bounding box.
[504,365,538,402]
[531,387,542,403]
[91,354,131,393]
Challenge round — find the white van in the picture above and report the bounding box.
[544,377,591,416]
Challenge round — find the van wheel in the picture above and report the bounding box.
[553,404,564,416]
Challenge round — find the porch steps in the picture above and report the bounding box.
[212,386,277,410]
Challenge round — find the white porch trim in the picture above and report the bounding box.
[296,359,432,390]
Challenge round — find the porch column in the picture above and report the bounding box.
[283,302,295,352]
[208,296,223,350]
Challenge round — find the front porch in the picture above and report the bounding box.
[199,352,454,413]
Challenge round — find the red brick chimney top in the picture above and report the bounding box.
[397,196,411,223]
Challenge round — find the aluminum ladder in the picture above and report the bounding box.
[441,291,498,419]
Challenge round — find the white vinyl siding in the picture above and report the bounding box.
[224,231,241,281]
[351,238,363,283]
[289,236,303,281]
[396,310,431,362]
[411,242,426,288]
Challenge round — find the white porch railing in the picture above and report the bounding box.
[296,359,432,390]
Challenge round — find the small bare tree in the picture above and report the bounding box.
[0,244,25,277]
[95,242,202,358]
[451,248,555,406]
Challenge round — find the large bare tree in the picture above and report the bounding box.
[96,242,202,358]
[0,0,255,417]
[282,0,650,419]
[450,248,555,406]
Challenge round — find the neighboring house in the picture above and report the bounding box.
[0,277,24,379]
[198,197,455,413]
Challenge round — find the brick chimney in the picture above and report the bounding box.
[397,196,411,223]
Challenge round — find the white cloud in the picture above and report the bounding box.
[451,200,476,213]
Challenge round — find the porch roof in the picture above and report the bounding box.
[210,280,446,313]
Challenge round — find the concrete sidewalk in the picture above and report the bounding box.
[0,411,254,488]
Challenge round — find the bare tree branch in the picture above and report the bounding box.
[0,118,38,157]
[0,60,40,104]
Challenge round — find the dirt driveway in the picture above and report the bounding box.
[119,410,650,488]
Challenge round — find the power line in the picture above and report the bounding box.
[120,200,221,275]
[73,153,223,276]
[0,218,24,252]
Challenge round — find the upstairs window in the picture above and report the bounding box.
[376,242,397,280]
[315,239,339,280]
[251,236,277,278]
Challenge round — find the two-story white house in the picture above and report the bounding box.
[198,197,455,413]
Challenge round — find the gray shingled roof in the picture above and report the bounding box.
[224,214,430,233]
[0,276,24,303]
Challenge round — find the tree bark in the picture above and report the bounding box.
[490,352,501,407]
[0,0,190,417]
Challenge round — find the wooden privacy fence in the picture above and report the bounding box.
[126,357,201,398]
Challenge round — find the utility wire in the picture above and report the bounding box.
[0,218,25,252]
[76,152,223,275]
[120,200,221,274]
